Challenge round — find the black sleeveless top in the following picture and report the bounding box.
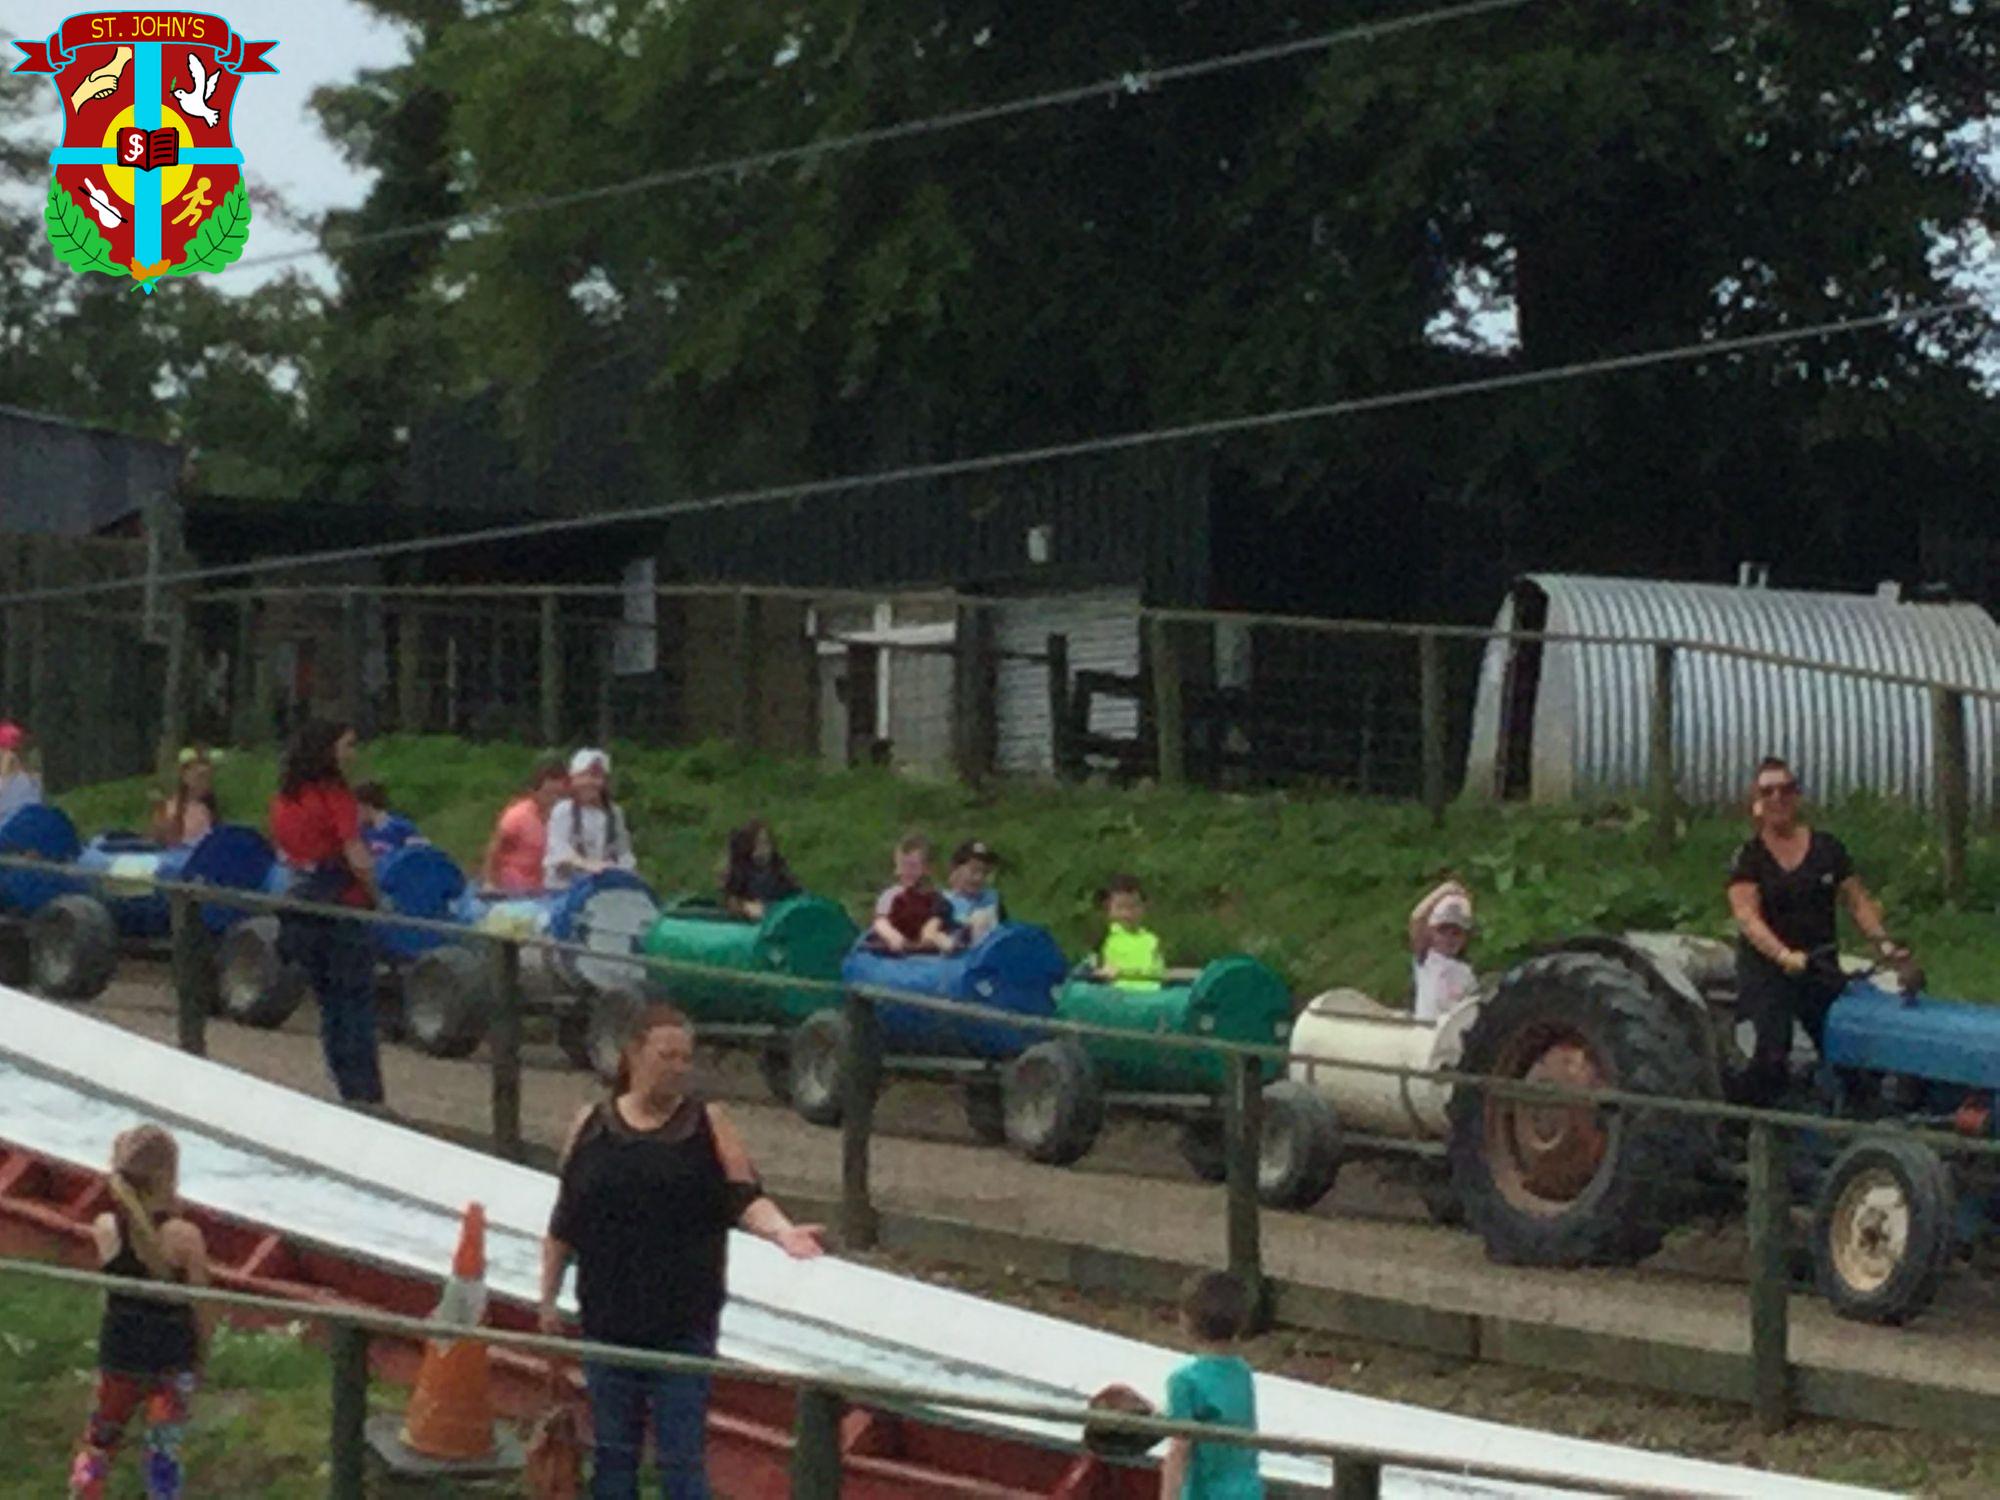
[550,1097,744,1352]
[100,1213,198,1375]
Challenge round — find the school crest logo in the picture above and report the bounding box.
[13,11,276,293]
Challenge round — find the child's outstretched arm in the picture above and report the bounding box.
[1159,1436,1190,1498]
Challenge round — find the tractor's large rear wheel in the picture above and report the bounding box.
[1448,952,1709,1267]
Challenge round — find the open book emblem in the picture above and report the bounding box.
[13,11,277,293]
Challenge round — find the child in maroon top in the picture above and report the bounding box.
[869,834,957,955]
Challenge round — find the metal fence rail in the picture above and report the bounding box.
[0,1257,1704,1500]
[7,849,2000,1437]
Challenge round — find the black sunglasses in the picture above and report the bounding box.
[1756,779,1800,797]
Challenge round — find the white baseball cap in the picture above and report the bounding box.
[568,747,610,778]
[1428,893,1474,931]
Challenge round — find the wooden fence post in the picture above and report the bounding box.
[327,1321,369,1500]
[540,593,563,748]
[1747,1120,1792,1433]
[1223,1052,1268,1333]
[250,603,277,745]
[396,606,423,735]
[790,1383,845,1499]
[169,891,207,1059]
[840,990,882,1250]
[1931,686,1969,904]
[156,594,189,776]
[1150,616,1187,786]
[489,939,524,1162]
[1046,634,1072,779]
[734,591,762,751]
[1419,630,1447,827]
[1332,1456,1384,1500]
[596,626,615,747]
[230,597,256,746]
[341,591,367,734]
[953,603,997,786]
[1649,643,1677,858]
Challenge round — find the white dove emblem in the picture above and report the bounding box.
[172,53,221,128]
[81,178,126,229]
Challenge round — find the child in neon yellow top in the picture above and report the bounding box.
[1096,874,1165,991]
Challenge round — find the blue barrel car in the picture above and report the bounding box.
[0,807,285,1006]
[369,844,662,1059]
[786,924,1071,1139]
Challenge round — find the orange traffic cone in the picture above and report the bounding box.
[399,1202,497,1462]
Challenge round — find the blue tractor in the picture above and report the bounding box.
[1439,934,1979,1325]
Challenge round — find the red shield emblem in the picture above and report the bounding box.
[13,11,277,293]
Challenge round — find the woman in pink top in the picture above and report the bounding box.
[481,760,568,894]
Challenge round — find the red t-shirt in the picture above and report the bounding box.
[269,781,369,908]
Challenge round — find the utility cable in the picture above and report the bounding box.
[232,0,1535,274]
[0,297,1977,609]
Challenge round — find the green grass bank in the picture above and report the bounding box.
[58,736,2000,1001]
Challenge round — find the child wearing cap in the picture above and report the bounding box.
[1096,874,1166,991]
[1409,880,1477,1023]
[0,721,43,826]
[944,840,1005,942]
[870,834,958,955]
[544,748,636,889]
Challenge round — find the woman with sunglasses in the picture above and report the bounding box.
[1725,756,1909,1106]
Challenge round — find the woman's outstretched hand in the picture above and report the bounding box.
[775,1224,827,1261]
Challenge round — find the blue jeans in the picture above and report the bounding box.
[281,914,384,1104]
[585,1358,713,1500]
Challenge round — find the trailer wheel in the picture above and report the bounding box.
[1448,951,1709,1267]
[556,993,635,1082]
[403,946,492,1059]
[758,1035,794,1104]
[1259,1081,1342,1211]
[1176,1119,1227,1183]
[28,895,118,1001]
[0,925,30,988]
[1002,1041,1104,1166]
[215,918,308,1029]
[963,1079,1006,1145]
[1813,1136,1955,1326]
[789,1009,850,1127]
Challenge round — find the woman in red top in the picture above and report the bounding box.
[269,720,385,1106]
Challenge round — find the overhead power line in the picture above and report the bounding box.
[0,298,1977,610]
[233,0,1535,274]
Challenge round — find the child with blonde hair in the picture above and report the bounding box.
[71,1125,209,1500]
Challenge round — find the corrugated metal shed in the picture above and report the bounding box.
[1464,574,2000,810]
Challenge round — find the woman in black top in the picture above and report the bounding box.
[540,1004,822,1500]
[1725,757,1910,1105]
[720,818,801,922]
[72,1125,210,1500]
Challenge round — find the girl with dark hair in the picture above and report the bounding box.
[269,720,385,1106]
[150,748,219,847]
[540,1005,822,1499]
[70,1125,209,1500]
[720,819,799,921]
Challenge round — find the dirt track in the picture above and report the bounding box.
[71,963,2000,1411]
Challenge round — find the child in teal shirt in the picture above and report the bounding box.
[1161,1271,1263,1498]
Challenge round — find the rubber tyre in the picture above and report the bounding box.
[789,1009,851,1128]
[1447,951,1710,1267]
[1812,1136,1955,1326]
[215,918,309,1029]
[28,895,118,1002]
[0,925,30,989]
[403,946,492,1059]
[1259,1081,1342,1211]
[1002,1041,1104,1166]
[1178,1119,1228,1183]
[758,1035,794,1104]
[1418,1170,1466,1228]
[963,1079,1007,1145]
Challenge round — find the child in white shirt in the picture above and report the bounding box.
[1409,881,1477,1023]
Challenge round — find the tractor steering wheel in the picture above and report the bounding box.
[1803,943,1925,1002]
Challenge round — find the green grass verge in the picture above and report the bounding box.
[0,1264,502,1497]
[58,735,2000,1000]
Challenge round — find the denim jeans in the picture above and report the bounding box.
[281,913,384,1104]
[584,1357,714,1500]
